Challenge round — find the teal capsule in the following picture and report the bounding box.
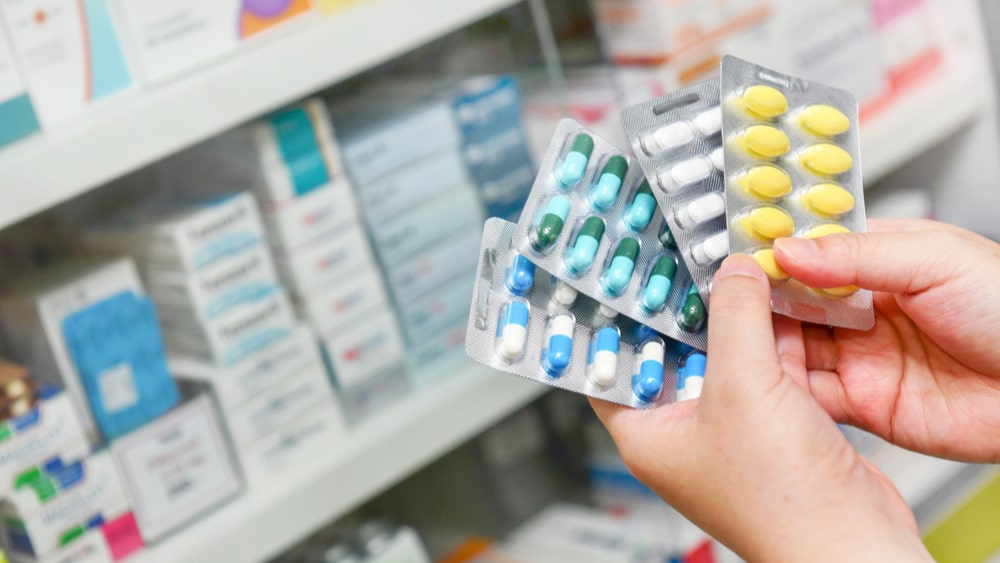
[531,195,572,252]
[624,180,656,232]
[565,217,605,274]
[556,134,595,187]
[640,256,678,313]
[588,156,628,211]
[677,284,707,333]
[600,238,640,297]
[659,223,678,250]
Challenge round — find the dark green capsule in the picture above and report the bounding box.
[677,284,706,333]
[651,255,677,279]
[659,223,678,250]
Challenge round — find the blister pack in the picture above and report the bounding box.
[620,80,725,306]
[719,55,873,329]
[513,119,708,351]
[466,218,707,408]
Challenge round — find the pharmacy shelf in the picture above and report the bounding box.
[131,364,545,563]
[0,0,520,232]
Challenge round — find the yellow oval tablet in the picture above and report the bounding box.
[739,125,791,159]
[736,165,793,200]
[814,285,860,298]
[804,223,851,239]
[799,104,851,137]
[742,85,789,119]
[753,249,790,282]
[803,184,856,216]
[800,144,853,176]
[743,207,795,240]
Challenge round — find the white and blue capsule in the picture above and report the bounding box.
[556,133,595,187]
[587,326,621,387]
[677,352,706,401]
[632,340,665,403]
[541,313,575,377]
[505,250,536,297]
[496,300,530,363]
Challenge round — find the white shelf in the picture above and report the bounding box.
[131,364,545,563]
[0,0,520,232]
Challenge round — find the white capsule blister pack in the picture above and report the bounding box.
[512,119,707,351]
[719,55,873,329]
[467,218,708,408]
[620,80,726,306]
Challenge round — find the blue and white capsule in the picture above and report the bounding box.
[541,313,575,377]
[632,339,665,403]
[587,326,621,387]
[496,300,530,363]
[505,251,535,297]
[556,133,595,187]
[624,180,656,232]
[677,353,706,401]
[588,156,628,211]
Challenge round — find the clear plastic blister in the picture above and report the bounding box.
[621,80,726,306]
[467,218,706,409]
[512,119,707,351]
[719,55,874,329]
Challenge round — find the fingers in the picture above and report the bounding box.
[773,314,808,391]
[807,369,853,423]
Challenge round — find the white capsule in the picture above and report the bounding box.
[694,107,723,136]
[663,156,714,193]
[674,192,726,230]
[709,146,725,170]
[590,351,618,386]
[641,121,695,156]
[598,304,619,320]
[552,279,578,307]
[691,232,730,266]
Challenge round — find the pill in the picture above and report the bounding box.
[753,249,789,281]
[556,133,595,187]
[565,217,605,274]
[802,183,856,216]
[601,238,640,297]
[674,192,726,230]
[815,285,859,298]
[497,301,529,362]
[532,195,571,252]
[804,223,851,239]
[694,107,723,136]
[736,165,793,200]
[691,232,729,266]
[737,125,790,159]
[799,104,850,137]
[640,256,677,313]
[800,144,853,176]
[678,353,706,401]
[664,156,713,193]
[709,146,725,170]
[624,180,656,232]
[640,121,695,156]
[542,314,575,377]
[632,340,665,403]
[740,85,789,118]
[505,251,536,296]
[598,304,619,320]
[588,156,628,211]
[552,279,578,308]
[659,223,678,250]
[588,326,620,387]
[742,207,795,240]
[677,284,706,333]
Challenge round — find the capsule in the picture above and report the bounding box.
[632,340,665,403]
[640,256,677,313]
[742,207,795,241]
[691,232,729,267]
[556,133,595,187]
[659,223,678,250]
[531,195,571,252]
[802,183,856,217]
[799,104,850,137]
[739,85,789,119]
[599,238,640,297]
[736,165,793,200]
[624,180,656,232]
[565,217,605,274]
[496,301,529,363]
[659,147,725,194]
[588,156,628,211]
[678,353,706,401]
[800,144,853,176]
[737,125,790,159]
[505,251,536,296]
[541,314,575,377]
[551,278,578,308]
[587,326,620,387]
[677,284,706,333]
[753,248,790,282]
[598,304,619,321]
[674,192,726,230]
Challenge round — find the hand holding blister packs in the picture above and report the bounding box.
[466,218,706,408]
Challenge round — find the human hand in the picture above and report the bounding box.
[590,255,930,562]
[774,218,1000,463]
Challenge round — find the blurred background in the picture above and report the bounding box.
[0,0,996,561]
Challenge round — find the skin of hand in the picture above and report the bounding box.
[774,218,1000,463]
[590,255,931,562]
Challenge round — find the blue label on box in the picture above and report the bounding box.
[0,94,40,148]
[269,107,330,196]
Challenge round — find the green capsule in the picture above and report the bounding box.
[677,284,706,333]
[557,134,596,187]
[532,195,572,252]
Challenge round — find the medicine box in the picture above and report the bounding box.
[357,149,471,225]
[321,307,405,390]
[261,179,359,249]
[405,319,468,389]
[295,270,388,335]
[396,272,474,344]
[0,26,39,149]
[272,223,376,295]
[237,400,344,485]
[6,509,142,563]
[383,224,481,304]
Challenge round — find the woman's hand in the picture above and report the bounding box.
[775,218,1000,463]
[590,256,930,562]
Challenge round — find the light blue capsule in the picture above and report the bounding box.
[565,218,605,275]
[625,191,657,232]
[602,256,635,296]
[588,156,628,211]
[556,134,595,187]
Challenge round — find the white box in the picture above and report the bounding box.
[171,326,319,410]
[321,307,404,389]
[384,225,481,303]
[358,149,471,225]
[295,269,388,334]
[369,185,483,265]
[272,223,376,295]
[262,179,359,249]
[238,402,344,485]
[7,508,143,563]
[397,271,474,343]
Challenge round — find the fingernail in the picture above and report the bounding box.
[774,237,819,260]
[718,254,765,281]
